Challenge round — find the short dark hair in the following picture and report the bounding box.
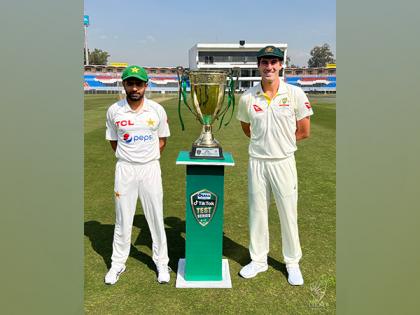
[257,56,283,66]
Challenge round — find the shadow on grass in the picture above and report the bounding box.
[85,215,287,280]
[84,221,113,268]
[163,216,287,279]
[267,257,288,278]
[223,228,288,279]
[162,216,186,272]
[84,218,155,272]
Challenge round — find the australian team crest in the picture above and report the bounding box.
[190,189,218,227]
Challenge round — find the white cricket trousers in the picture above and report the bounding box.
[111,159,169,269]
[248,155,302,267]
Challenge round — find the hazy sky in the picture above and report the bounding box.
[84,0,336,67]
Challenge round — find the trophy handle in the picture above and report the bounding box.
[217,68,239,130]
[176,66,196,131]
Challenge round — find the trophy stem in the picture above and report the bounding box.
[194,124,219,147]
[190,124,223,159]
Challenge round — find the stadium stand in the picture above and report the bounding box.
[84,75,106,87]
[84,66,181,94]
[84,65,336,94]
[285,76,336,93]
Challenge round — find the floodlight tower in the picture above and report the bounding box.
[84,15,90,65]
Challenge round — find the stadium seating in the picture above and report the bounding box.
[285,76,336,91]
[84,71,335,93]
[84,75,106,87]
[83,73,183,93]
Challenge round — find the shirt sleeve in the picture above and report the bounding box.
[294,87,314,121]
[236,93,250,123]
[157,106,170,138]
[105,107,118,141]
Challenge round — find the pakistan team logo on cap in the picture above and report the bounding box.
[190,189,218,227]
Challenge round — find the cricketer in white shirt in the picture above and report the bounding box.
[106,98,170,163]
[236,45,313,286]
[105,97,170,282]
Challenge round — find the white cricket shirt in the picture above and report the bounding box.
[106,98,170,164]
[236,81,313,159]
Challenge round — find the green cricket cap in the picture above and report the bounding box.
[121,65,149,82]
[257,46,284,60]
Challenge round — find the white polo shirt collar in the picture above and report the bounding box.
[122,98,150,114]
[255,80,288,104]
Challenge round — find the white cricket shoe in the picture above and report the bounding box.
[104,265,126,285]
[287,265,304,286]
[239,261,268,278]
[157,264,171,284]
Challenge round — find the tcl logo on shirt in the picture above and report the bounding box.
[253,104,263,112]
[116,120,134,127]
[305,102,312,109]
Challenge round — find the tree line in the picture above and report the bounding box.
[85,43,335,68]
[84,48,110,66]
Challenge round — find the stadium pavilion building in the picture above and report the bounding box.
[188,41,287,91]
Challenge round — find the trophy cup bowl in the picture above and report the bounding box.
[186,70,228,159]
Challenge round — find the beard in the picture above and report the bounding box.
[127,92,144,101]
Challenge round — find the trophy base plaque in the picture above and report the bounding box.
[190,146,224,159]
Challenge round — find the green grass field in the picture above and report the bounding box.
[84,93,336,314]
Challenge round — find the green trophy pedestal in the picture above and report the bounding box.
[175,151,234,288]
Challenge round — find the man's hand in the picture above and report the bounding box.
[240,121,251,138]
[159,137,167,153]
[109,140,117,152]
